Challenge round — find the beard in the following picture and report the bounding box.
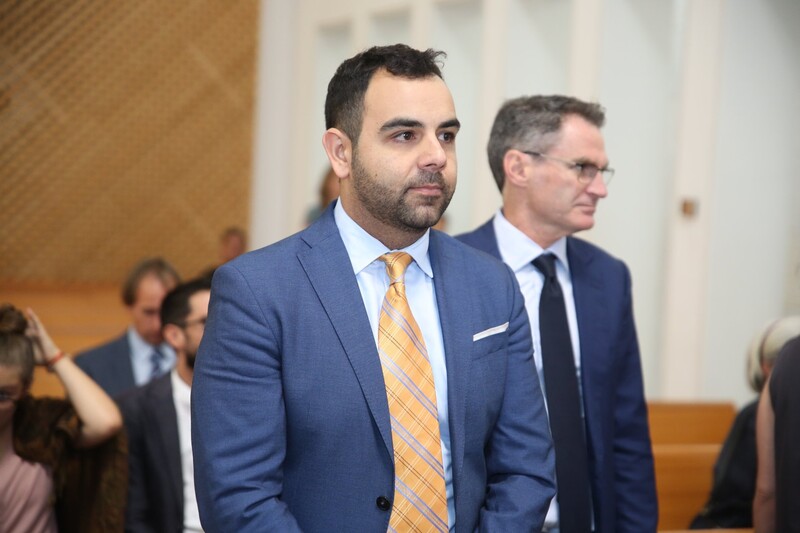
[351,151,454,232]
[185,350,196,370]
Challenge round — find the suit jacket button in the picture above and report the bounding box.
[376,496,391,511]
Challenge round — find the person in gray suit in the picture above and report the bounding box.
[118,277,211,533]
[75,257,180,397]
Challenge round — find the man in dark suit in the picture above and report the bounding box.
[457,95,657,532]
[191,44,555,532]
[76,257,180,397]
[118,277,211,533]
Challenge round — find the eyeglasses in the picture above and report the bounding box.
[180,316,207,329]
[521,150,614,185]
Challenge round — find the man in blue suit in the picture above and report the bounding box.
[191,44,555,532]
[458,95,657,532]
[76,257,180,397]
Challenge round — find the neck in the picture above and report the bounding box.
[342,199,426,250]
[176,356,193,387]
[503,207,563,250]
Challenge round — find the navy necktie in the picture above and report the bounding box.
[149,347,165,380]
[533,253,591,533]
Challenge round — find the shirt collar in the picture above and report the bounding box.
[170,369,192,407]
[334,200,433,278]
[493,209,569,272]
[127,326,175,362]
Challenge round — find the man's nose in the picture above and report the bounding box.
[418,134,447,171]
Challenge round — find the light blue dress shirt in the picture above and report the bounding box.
[493,210,589,530]
[127,326,176,386]
[334,201,454,530]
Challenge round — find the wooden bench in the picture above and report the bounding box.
[648,401,738,531]
[649,401,737,445]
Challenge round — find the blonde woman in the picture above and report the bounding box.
[690,316,800,528]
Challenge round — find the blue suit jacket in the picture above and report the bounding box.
[457,218,658,533]
[75,333,137,397]
[191,206,556,532]
[117,374,183,533]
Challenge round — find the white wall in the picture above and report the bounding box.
[253,0,800,405]
[702,0,800,404]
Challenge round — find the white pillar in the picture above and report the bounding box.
[659,0,726,398]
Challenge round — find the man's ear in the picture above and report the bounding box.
[163,324,184,352]
[503,149,530,189]
[322,128,352,180]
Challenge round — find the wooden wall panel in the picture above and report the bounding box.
[0,1,258,283]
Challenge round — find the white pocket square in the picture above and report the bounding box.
[473,322,509,341]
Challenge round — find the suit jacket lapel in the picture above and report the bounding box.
[296,215,393,458]
[567,238,607,452]
[468,218,502,260]
[429,233,471,487]
[149,376,183,512]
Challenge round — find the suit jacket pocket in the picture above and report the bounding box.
[471,329,508,360]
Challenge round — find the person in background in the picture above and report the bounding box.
[217,226,247,265]
[457,95,657,532]
[691,315,800,528]
[0,304,126,532]
[76,257,181,397]
[754,334,800,532]
[118,278,211,533]
[200,227,248,280]
[305,166,340,225]
[191,44,555,532]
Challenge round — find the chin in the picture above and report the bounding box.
[570,220,595,234]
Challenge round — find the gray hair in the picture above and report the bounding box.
[487,95,605,192]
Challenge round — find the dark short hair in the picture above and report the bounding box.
[160,278,212,329]
[0,304,35,387]
[121,257,181,306]
[487,95,606,191]
[324,44,446,145]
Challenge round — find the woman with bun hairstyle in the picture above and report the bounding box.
[0,304,126,532]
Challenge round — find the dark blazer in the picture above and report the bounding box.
[117,374,183,533]
[191,205,556,532]
[75,333,136,397]
[457,218,658,533]
[690,400,757,528]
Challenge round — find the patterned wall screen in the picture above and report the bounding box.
[0,1,258,284]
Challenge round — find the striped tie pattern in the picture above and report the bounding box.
[378,252,448,532]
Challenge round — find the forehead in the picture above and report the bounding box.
[134,275,170,305]
[0,365,23,387]
[361,70,456,128]
[550,114,606,159]
[188,290,211,315]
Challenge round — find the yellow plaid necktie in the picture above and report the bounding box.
[378,252,448,532]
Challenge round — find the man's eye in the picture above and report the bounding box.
[578,163,598,178]
[395,131,414,141]
[440,131,456,143]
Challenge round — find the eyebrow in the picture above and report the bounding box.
[439,118,461,130]
[379,117,461,132]
[574,156,610,169]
